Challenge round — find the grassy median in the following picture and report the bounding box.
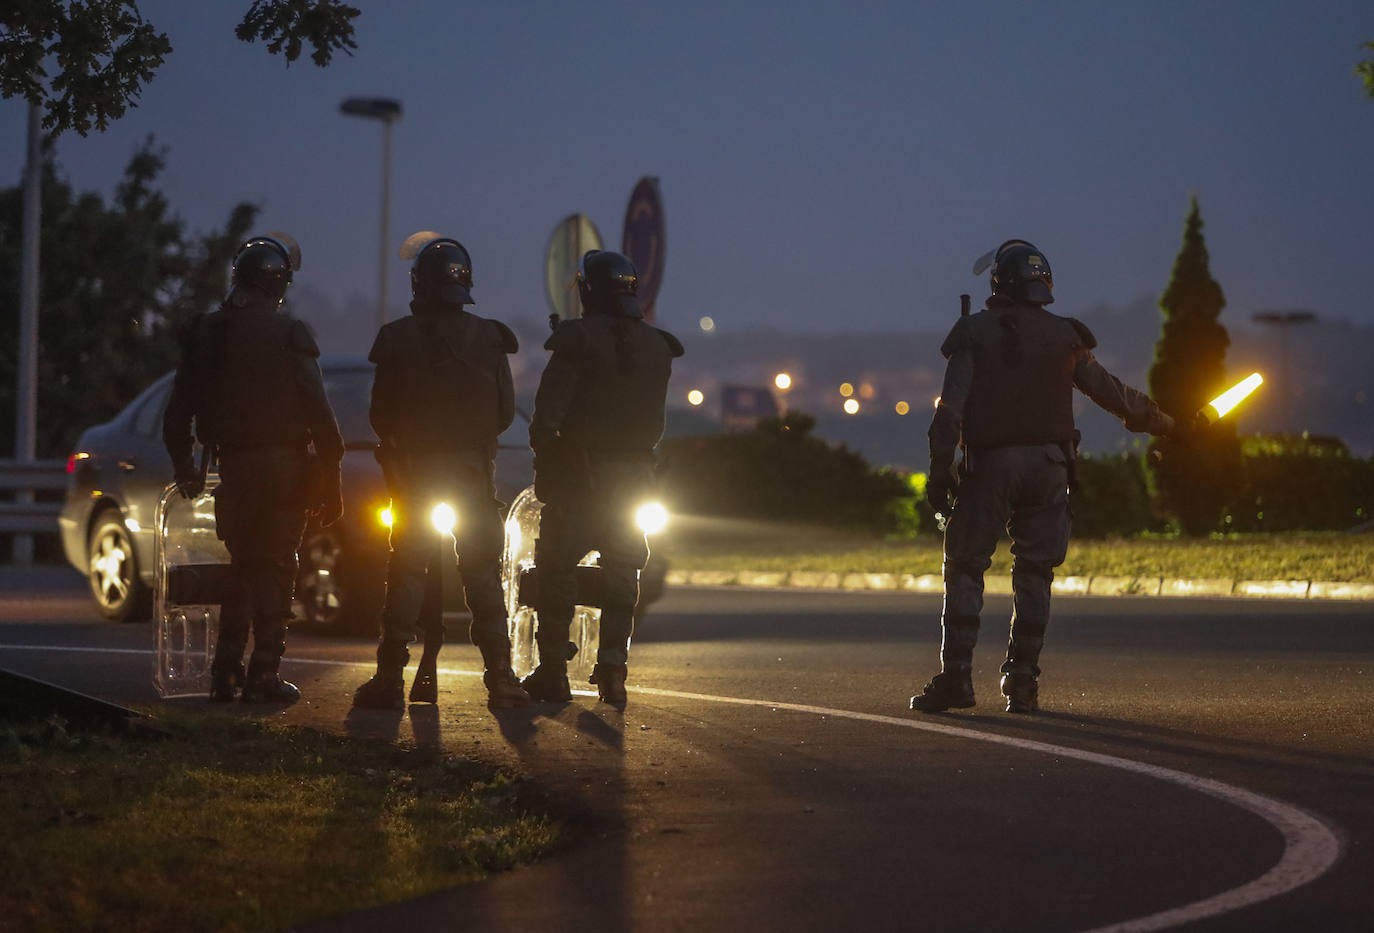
[665,519,1374,582]
[0,712,559,933]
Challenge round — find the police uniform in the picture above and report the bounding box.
[352,235,528,710]
[524,250,683,707]
[914,243,1176,714]
[163,235,343,704]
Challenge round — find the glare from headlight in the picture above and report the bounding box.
[378,506,394,529]
[431,502,457,535]
[635,501,668,535]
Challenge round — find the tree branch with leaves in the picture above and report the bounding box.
[0,0,360,136]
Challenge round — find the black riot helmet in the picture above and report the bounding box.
[410,238,474,306]
[576,250,641,318]
[231,233,298,303]
[990,241,1054,305]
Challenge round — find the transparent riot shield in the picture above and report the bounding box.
[153,480,231,697]
[502,486,603,682]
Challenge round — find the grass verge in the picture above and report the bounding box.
[0,712,559,933]
[665,521,1374,582]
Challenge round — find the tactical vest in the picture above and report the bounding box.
[960,304,1084,451]
[558,315,676,455]
[378,310,505,451]
[191,304,310,450]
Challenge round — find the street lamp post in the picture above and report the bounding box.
[340,97,403,330]
[1252,310,1316,434]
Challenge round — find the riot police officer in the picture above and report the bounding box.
[352,233,529,710]
[163,232,344,705]
[523,250,684,708]
[912,241,1185,715]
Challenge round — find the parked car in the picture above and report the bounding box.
[60,355,665,632]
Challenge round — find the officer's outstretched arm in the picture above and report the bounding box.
[1073,353,1176,436]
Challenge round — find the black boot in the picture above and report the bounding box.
[241,652,300,705]
[474,636,529,708]
[1001,673,1039,714]
[911,671,975,712]
[911,613,979,712]
[209,660,244,703]
[353,640,409,710]
[521,662,572,703]
[590,663,627,708]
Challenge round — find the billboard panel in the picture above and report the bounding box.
[621,177,666,323]
[545,213,603,323]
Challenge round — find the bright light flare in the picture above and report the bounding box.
[839,382,854,397]
[635,501,669,535]
[895,401,910,415]
[774,372,792,391]
[1206,372,1263,421]
[430,502,457,535]
[843,398,860,415]
[687,389,705,406]
[378,506,394,529]
[699,316,716,333]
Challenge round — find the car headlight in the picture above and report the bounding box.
[635,501,668,536]
[430,502,457,535]
[378,506,394,529]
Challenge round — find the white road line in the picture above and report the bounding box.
[0,644,1344,932]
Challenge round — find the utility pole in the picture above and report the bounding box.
[14,102,42,565]
[340,97,403,330]
[1252,310,1316,434]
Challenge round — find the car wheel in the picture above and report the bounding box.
[88,510,152,622]
[297,529,383,636]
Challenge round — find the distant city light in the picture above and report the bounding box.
[843,398,860,415]
[774,372,792,390]
[687,389,705,406]
[839,382,854,397]
[858,382,876,400]
[699,316,716,333]
[895,401,910,415]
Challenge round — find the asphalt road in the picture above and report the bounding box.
[2,567,1372,933]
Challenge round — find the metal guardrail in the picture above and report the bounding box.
[0,458,67,535]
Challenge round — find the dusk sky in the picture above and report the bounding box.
[3,1,1373,344]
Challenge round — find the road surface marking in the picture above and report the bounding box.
[0,645,1343,932]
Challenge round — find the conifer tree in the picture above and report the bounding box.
[1147,197,1241,536]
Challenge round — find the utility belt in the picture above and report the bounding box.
[962,430,1081,491]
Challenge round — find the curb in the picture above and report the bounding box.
[664,569,1374,601]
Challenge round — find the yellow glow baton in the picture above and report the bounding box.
[1202,372,1264,424]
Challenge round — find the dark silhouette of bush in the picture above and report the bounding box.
[658,412,914,534]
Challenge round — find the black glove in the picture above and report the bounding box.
[926,464,957,516]
[174,468,203,500]
[1169,411,1211,446]
[312,463,344,527]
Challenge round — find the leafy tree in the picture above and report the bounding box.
[0,140,256,457]
[1146,197,1241,536]
[1,0,360,135]
[1359,41,1374,100]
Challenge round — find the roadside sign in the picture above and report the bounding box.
[545,213,602,322]
[621,177,666,323]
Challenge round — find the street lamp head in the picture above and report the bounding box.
[340,97,403,122]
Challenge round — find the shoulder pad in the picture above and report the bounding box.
[1067,317,1097,349]
[543,320,591,356]
[656,328,685,358]
[939,316,974,359]
[287,318,321,357]
[490,319,519,354]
